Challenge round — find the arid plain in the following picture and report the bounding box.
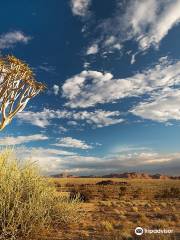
[37,177,180,240]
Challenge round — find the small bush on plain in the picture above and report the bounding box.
[70,187,94,202]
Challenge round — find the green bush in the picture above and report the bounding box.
[0,149,83,239]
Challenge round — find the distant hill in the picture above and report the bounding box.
[102,172,180,179]
[50,172,180,179]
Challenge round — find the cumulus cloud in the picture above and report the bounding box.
[53,137,92,149]
[17,108,124,128]
[14,147,77,174]
[0,134,48,145]
[0,31,31,50]
[17,58,180,125]
[131,88,180,122]
[62,59,180,108]
[70,0,91,17]
[16,147,180,175]
[86,43,99,55]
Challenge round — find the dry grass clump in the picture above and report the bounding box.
[101,221,114,231]
[160,202,168,208]
[50,194,83,227]
[0,149,83,240]
[153,207,161,212]
[131,206,138,212]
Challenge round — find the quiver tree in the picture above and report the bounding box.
[0,55,46,130]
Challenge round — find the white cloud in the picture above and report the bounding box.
[14,147,77,174]
[88,0,180,54]
[62,59,180,108]
[130,53,137,64]
[104,36,116,46]
[112,145,150,153]
[67,120,78,126]
[0,31,31,50]
[0,134,48,145]
[70,110,124,127]
[30,147,76,156]
[53,85,60,95]
[15,146,180,175]
[17,108,124,128]
[17,109,54,128]
[112,43,122,50]
[70,0,91,17]
[114,151,180,166]
[103,36,122,51]
[39,64,55,73]
[86,43,99,55]
[53,137,92,149]
[83,62,90,68]
[58,126,68,133]
[131,88,180,122]
[125,0,180,50]
[86,36,122,56]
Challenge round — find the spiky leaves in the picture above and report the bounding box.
[0,56,46,130]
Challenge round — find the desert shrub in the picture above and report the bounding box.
[96,180,114,185]
[0,149,83,239]
[118,186,127,197]
[70,186,94,202]
[132,187,143,198]
[50,194,83,227]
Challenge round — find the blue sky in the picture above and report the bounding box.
[0,0,180,175]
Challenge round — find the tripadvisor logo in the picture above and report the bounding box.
[135,226,174,235]
[135,227,144,235]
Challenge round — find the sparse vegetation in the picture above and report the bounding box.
[0,149,83,240]
[0,153,179,240]
[49,177,180,240]
[156,187,180,199]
